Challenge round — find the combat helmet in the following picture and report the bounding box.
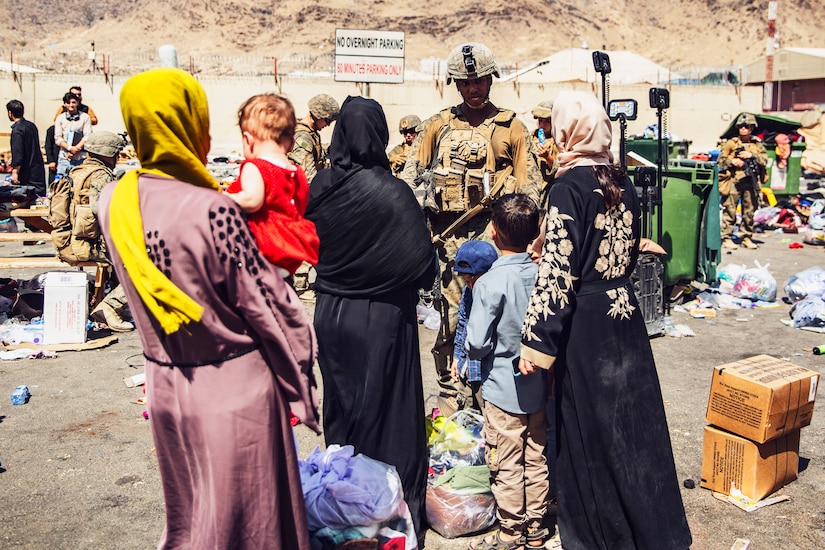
[308,94,340,122]
[531,101,554,119]
[399,115,422,134]
[446,43,500,84]
[736,113,757,129]
[84,131,126,157]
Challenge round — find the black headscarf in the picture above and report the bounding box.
[306,96,436,297]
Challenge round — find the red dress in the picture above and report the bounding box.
[227,158,319,274]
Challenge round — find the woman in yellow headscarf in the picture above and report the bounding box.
[98,68,319,549]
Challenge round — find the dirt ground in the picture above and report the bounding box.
[1,228,824,550]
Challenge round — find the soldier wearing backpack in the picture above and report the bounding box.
[401,42,542,416]
[49,131,134,332]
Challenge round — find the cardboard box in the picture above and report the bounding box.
[43,271,88,344]
[706,354,819,443]
[700,425,799,501]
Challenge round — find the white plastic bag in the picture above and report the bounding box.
[733,261,777,302]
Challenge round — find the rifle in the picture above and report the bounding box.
[431,165,513,245]
[735,146,764,197]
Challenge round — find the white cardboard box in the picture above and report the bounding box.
[43,271,89,344]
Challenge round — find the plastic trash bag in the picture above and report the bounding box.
[784,266,825,303]
[717,263,747,293]
[425,484,496,539]
[299,445,409,534]
[790,296,825,328]
[733,261,777,302]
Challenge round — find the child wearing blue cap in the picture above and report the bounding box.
[451,239,499,411]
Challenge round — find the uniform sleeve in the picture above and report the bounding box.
[513,121,543,205]
[208,201,320,431]
[466,277,503,361]
[717,138,737,171]
[753,141,768,167]
[289,131,318,183]
[387,143,405,175]
[520,182,583,369]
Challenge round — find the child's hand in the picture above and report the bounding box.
[517,357,539,376]
[451,359,460,382]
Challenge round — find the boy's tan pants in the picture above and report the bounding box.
[483,400,549,535]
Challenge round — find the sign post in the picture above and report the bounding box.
[334,29,405,90]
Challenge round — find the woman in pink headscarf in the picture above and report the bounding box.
[518,91,692,549]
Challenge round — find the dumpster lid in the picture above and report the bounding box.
[720,112,801,141]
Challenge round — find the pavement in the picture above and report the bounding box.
[1,229,824,550]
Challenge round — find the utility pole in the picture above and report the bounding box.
[763,1,778,111]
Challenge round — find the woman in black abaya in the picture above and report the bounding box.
[305,96,437,547]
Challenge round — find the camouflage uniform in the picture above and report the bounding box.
[289,122,325,184]
[402,99,542,415]
[388,115,421,176]
[718,132,767,243]
[388,142,412,176]
[68,132,132,329]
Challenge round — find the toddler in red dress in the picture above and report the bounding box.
[225,93,319,276]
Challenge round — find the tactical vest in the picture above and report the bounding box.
[48,160,110,264]
[428,110,503,212]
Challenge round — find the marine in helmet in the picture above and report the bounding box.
[718,112,767,250]
[387,114,422,176]
[288,93,340,184]
[400,42,542,417]
[61,131,135,332]
[530,100,560,200]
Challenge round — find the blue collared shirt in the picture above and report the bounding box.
[466,252,546,414]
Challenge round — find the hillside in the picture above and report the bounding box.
[2,0,824,72]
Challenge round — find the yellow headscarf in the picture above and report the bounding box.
[109,68,221,334]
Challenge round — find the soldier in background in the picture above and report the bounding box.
[530,100,559,204]
[288,93,340,184]
[387,114,421,176]
[289,94,339,297]
[718,113,767,250]
[401,42,542,416]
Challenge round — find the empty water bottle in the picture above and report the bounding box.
[10,385,30,405]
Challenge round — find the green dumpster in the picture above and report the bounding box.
[634,160,721,287]
[763,142,805,196]
[627,139,693,164]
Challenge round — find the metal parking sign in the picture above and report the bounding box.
[335,29,405,84]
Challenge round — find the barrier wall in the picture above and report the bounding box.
[0,72,763,156]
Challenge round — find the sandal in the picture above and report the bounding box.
[525,527,552,548]
[467,529,526,550]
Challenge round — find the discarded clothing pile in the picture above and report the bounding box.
[299,444,416,550]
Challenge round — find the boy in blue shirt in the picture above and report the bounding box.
[451,240,499,412]
[466,193,549,549]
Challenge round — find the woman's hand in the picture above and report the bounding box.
[518,357,539,376]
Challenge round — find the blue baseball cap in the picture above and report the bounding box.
[454,241,498,275]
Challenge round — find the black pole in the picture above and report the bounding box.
[655,108,664,245]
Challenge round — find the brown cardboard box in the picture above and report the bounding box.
[700,425,799,501]
[705,354,819,443]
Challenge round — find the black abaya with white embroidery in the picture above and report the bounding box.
[521,167,692,550]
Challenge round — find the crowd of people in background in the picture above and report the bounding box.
[0,41,721,549]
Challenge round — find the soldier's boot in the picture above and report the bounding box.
[722,238,739,250]
[741,237,758,249]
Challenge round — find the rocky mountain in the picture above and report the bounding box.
[2,0,824,72]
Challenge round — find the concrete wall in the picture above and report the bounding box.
[1,71,763,156]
